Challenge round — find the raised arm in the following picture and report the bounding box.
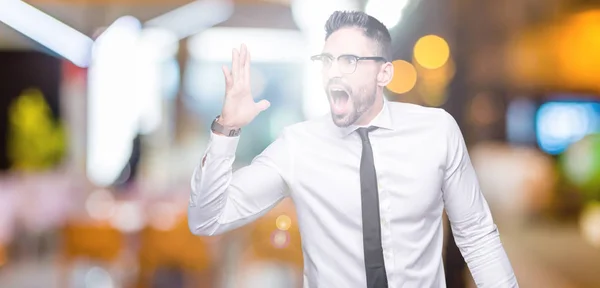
[188,129,291,236]
[441,111,518,287]
[188,44,289,236]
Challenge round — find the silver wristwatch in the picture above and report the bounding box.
[211,115,241,137]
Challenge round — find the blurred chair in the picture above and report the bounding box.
[137,212,217,288]
[59,219,125,287]
[236,198,303,288]
[61,221,123,262]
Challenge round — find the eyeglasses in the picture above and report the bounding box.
[310,54,387,74]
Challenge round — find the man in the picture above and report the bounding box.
[188,11,518,288]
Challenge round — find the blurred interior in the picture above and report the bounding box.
[1,0,600,287]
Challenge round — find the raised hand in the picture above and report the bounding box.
[218,44,270,129]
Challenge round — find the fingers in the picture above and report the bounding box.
[243,45,251,86]
[229,44,250,91]
[255,99,270,112]
[232,48,240,81]
[240,44,247,69]
[222,65,232,88]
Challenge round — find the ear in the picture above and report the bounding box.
[377,61,394,87]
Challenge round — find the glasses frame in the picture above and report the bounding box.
[310,54,388,74]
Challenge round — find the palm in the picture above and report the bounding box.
[219,44,270,128]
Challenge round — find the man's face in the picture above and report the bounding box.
[320,27,383,127]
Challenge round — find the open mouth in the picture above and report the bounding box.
[329,88,350,113]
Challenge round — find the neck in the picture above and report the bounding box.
[354,93,385,126]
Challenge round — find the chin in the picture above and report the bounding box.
[332,119,351,128]
[331,112,354,127]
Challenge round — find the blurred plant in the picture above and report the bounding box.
[7,88,66,171]
[560,133,600,201]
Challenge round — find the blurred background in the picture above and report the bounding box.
[1,0,600,287]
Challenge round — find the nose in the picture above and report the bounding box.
[326,59,342,79]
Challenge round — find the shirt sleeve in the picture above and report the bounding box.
[441,111,519,288]
[188,128,293,236]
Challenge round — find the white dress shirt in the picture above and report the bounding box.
[188,100,518,288]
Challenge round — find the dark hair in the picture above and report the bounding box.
[324,11,392,61]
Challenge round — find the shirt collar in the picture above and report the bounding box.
[337,98,395,137]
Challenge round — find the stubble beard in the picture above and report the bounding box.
[331,86,377,128]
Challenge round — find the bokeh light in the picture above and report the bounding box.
[270,230,290,249]
[365,0,408,29]
[413,35,450,70]
[555,10,600,91]
[580,201,600,248]
[276,215,292,231]
[148,202,180,231]
[507,10,600,92]
[84,266,115,288]
[387,60,417,94]
[109,201,144,233]
[561,134,600,199]
[85,189,116,220]
[537,102,600,155]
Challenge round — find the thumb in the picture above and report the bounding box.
[255,99,271,112]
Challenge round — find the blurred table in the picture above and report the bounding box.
[513,223,600,287]
[465,222,600,288]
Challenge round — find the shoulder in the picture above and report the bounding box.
[387,101,454,130]
[387,100,447,116]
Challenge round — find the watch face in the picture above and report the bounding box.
[212,117,240,136]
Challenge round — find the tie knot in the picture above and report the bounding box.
[356,126,377,141]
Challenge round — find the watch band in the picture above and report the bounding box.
[211,115,241,137]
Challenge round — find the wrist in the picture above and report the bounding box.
[211,115,241,137]
[216,116,239,129]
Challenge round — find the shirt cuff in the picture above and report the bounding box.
[207,131,240,156]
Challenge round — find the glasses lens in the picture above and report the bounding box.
[338,55,357,74]
[312,55,331,70]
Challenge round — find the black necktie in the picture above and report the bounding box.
[356,127,388,288]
